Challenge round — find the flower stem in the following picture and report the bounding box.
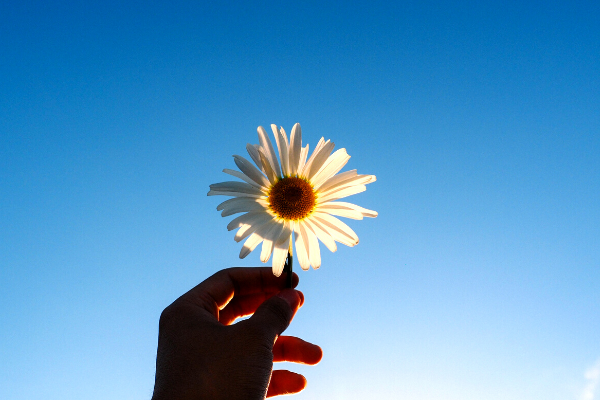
[284,238,293,288]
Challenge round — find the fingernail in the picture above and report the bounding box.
[277,289,300,308]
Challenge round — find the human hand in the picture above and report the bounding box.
[151,267,322,400]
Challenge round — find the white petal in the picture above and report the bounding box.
[320,174,376,196]
[293,222,310,270]
[304,140,335,181]
[317,169,357,192]
[313,137,326,153]
[315,204,363,220]
[326,229,355,247]
[317,185,366,203]
[258,126,282,178]
[220,198,268,217]
[223,168,264,190]
[260,222,283,263]
[240,220,276,259]
[272,245,288,277]
[311,212,359,247]
[234,217,273,243]
[207,190,264,198]
[300,137,325,177]
[355,205,378,218]
[297,144,309,175]
[271,224,291,277]
[233,155,271,188]
[304,218,337,253]
[280,127,289,151]
[209,181,264,196]
[276,221,293,245]
[313,220,355,247]
[234,224,254,242]
[227,210,272,231]
[258,148,278,184]
[301,220,321,269]
[318,201,378,218]
[260,221,285,263]
[246,143,264,172]
[218,197,256,212]
[311,150,351,189]
[289,123,302,176]
[313,212,359,243]
[239,234,263,259]
[272,124,289,177]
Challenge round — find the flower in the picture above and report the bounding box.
[208,123,377,276]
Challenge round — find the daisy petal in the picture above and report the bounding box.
[235,223,258,242]
[312,212,359,246]
[233,220,272,242]
[217,196,263,210]
[258,148,278,184]
[355,205,378,218]
[289,123,302,176]
[280,127,291,175]
[233,155,271,188]
[220,199,268,217]
[320,174,376,196]
[305,140,335,180]
[330,231,356,247]
[240,233,263,259]
[301,221,321,269]
[217,197,256,211]
[223,168,264,190]
[315,204,363,220]
[293,222,310,270]
[272,244,288,277]
[312,150,351,189]
[298,144,309,174]
[246,143,265,172]
[313,137,326,153]
[280,127,289,150]
[317,169,357,192]
[227,211,272,231]
[260,221,285,263]
[258,126,282,178]
[240,220,276,259]
[311,218,356,247]
[207,190,264,198]
[300,138,325,177]
[271,224,291,277]
[209,181,264,196]
[234,217,274,243]
[304,218,337,253]
[272,124,289,177]
[318,201,378,218]
[318,184,366,203]
[276,221,293,246]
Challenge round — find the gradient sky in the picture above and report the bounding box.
[1,1,599,399]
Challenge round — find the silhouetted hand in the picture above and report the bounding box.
[151,267,322,400]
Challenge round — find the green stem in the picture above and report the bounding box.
[284,250,293,289]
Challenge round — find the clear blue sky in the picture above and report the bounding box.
[1,1,599,399]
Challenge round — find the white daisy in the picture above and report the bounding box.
[208,123,377,276]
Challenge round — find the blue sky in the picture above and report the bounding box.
[1,1,599,399]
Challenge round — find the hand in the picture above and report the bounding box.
[151,267,322,400]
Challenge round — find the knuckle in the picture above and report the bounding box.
[263,298,292,330]
[158,303,182,330]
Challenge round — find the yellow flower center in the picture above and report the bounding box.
[268,177,316,220]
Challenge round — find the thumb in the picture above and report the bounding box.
[247,289,303,341]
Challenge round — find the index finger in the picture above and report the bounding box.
[183,267,299,311]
